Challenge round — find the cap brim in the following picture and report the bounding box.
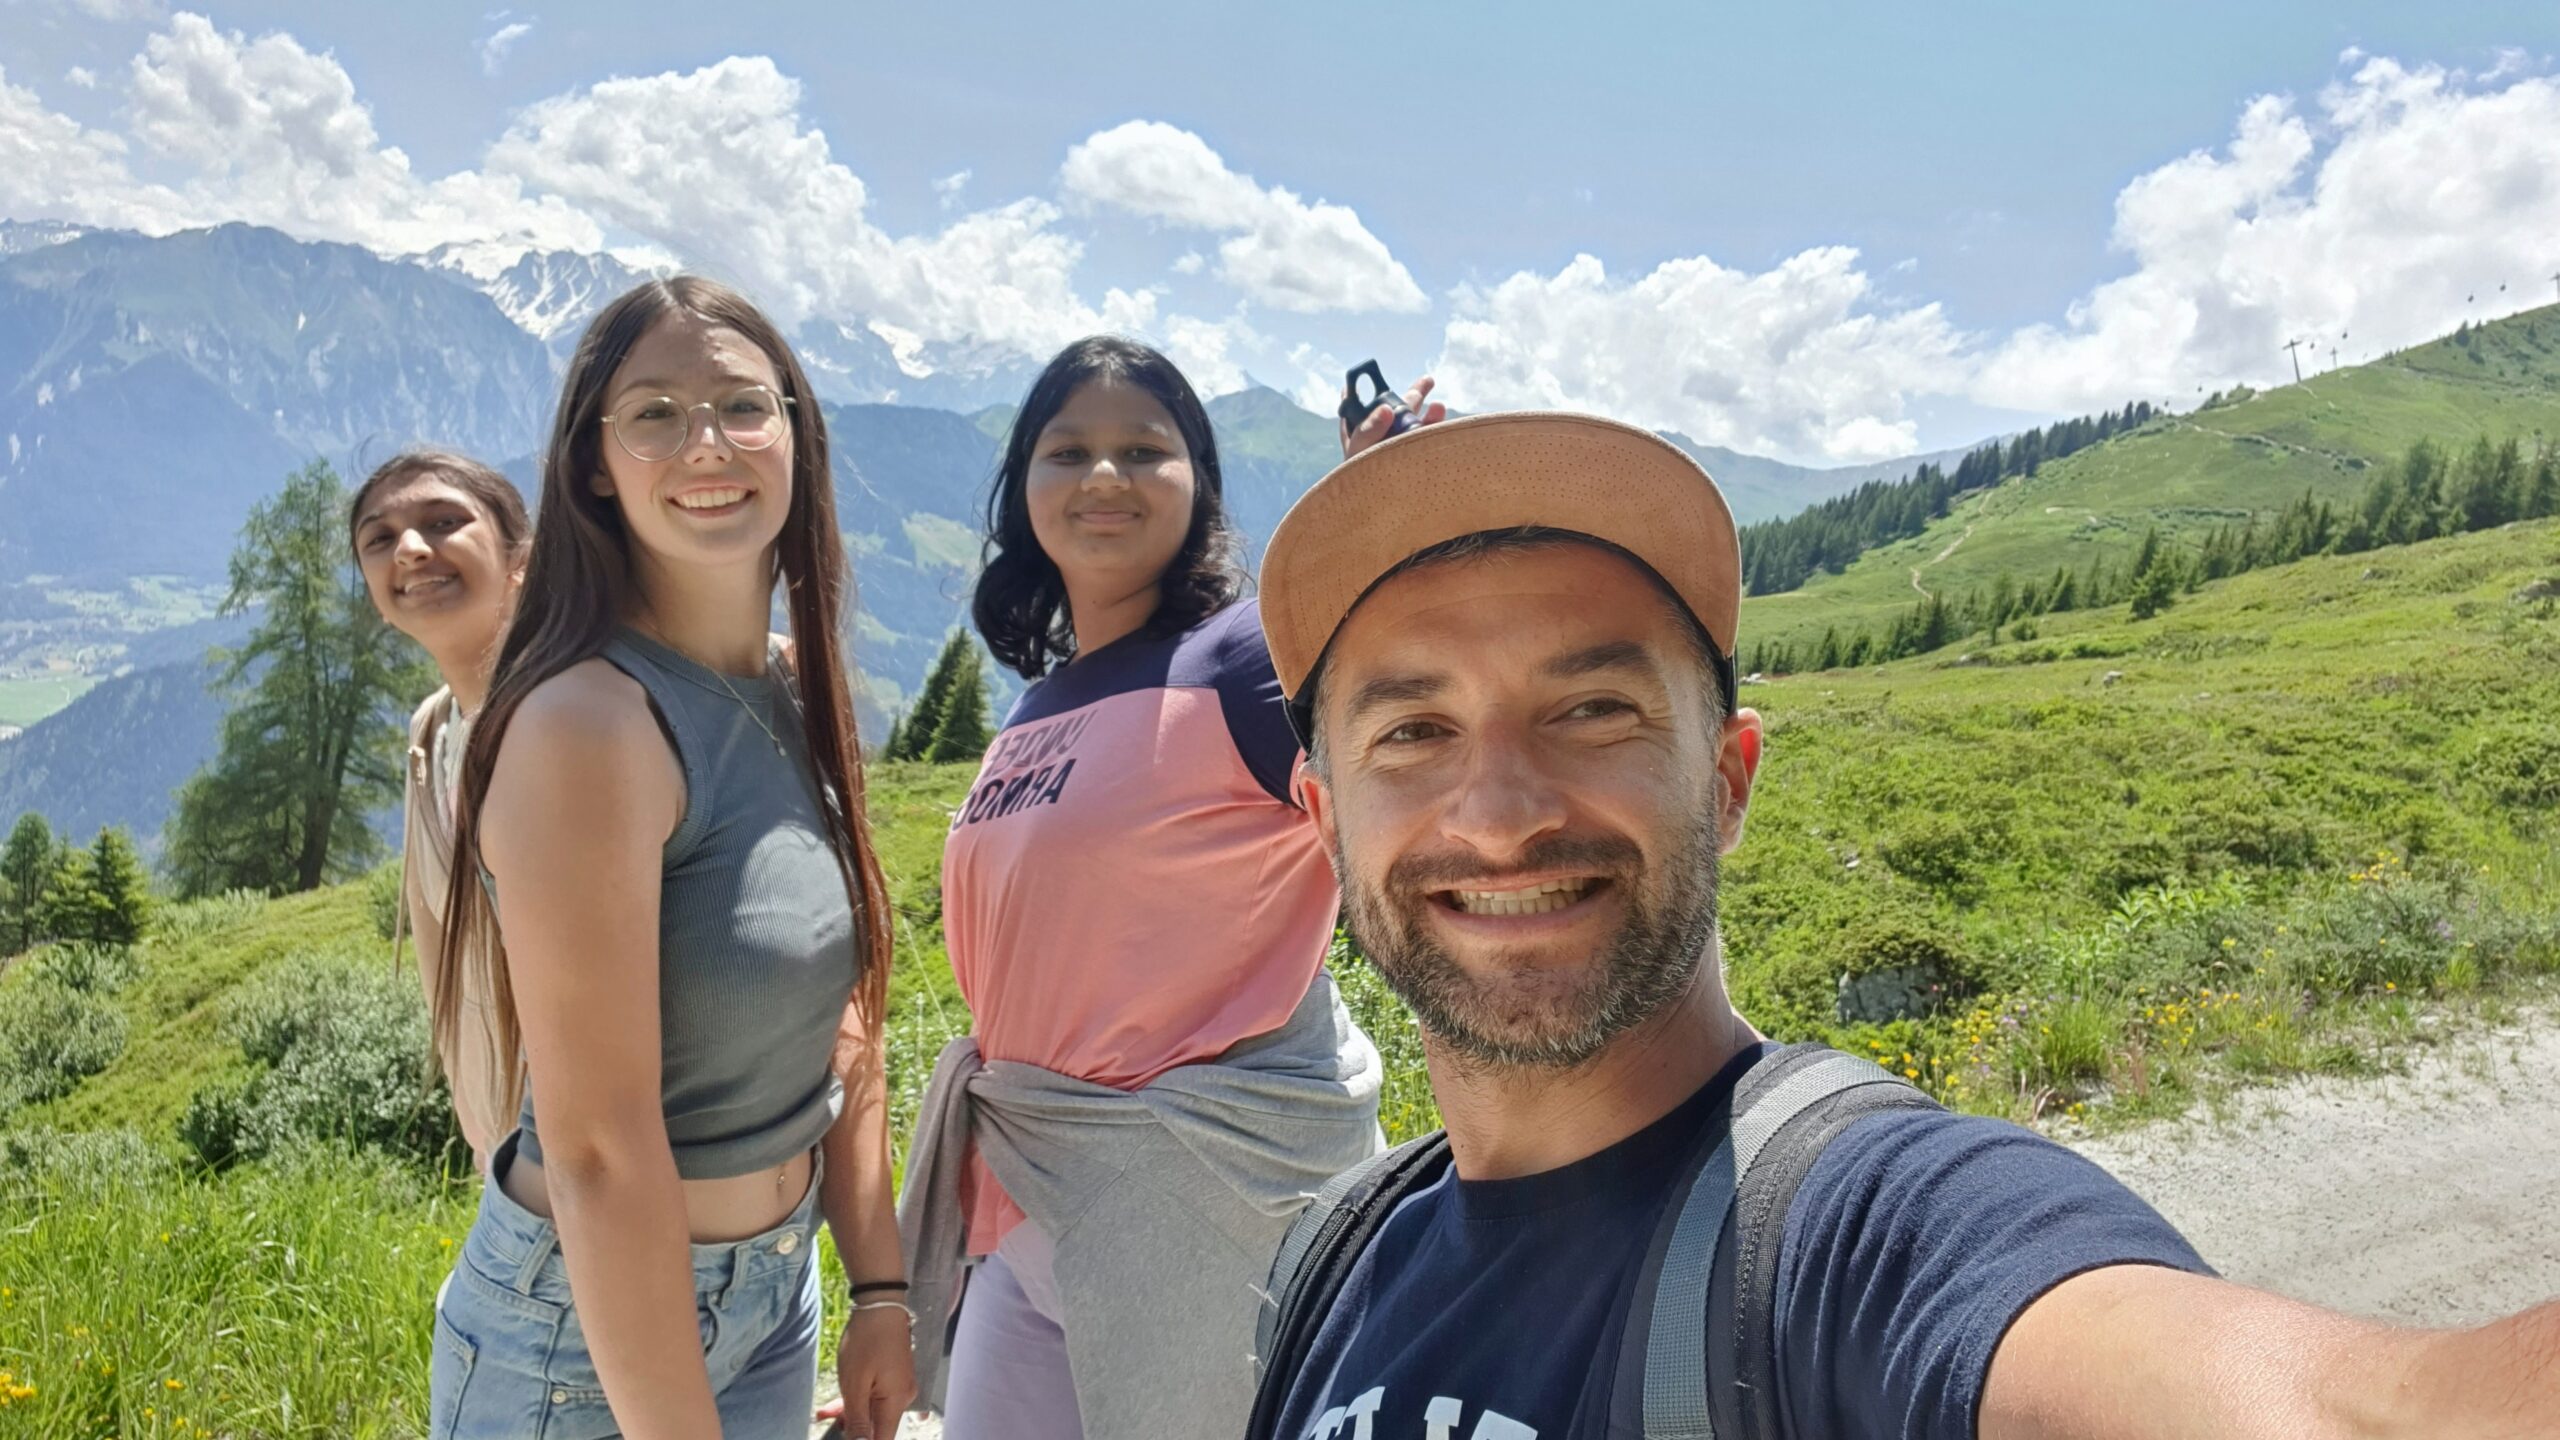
[1258,411,1741,703]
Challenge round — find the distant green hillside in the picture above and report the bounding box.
[1744,305,2560,658]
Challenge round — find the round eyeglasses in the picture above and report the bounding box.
[601,385,795,464]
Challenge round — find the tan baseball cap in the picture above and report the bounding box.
[1259,410,1742,719]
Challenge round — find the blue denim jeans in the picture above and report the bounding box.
[428,1133,826,1440]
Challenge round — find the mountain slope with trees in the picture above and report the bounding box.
[1741,305,2560,660]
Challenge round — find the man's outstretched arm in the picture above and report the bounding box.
[1984,1263,2560,1440]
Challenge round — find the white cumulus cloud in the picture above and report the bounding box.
[485,57,1166,358]
[64,66,99,88]
[0,64,185,231]
[1976,56,2560,412]
[1061,120,1427,315]
[115,13,601,258]
[1434,247,1970,463]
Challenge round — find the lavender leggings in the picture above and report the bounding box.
[941,1222,1086,1440]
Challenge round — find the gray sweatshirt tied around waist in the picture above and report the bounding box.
[899,970,1383,1435]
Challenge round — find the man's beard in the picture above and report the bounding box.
[1337,804,1724,1070]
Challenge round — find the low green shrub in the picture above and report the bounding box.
[1825,905,1984,1023]
[1878,814,2001,895]
[178,956,460,1174]
[23,941,141,995]
[2467,722,2560,814]
[148,887,269,945]
[0,1124,173,1192]
[0,975,127,1116]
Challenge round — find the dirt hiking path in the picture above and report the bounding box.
[838,1015,2560,1433]
[2072,1012,2560,1327]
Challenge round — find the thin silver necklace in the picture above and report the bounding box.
[634,622,799,757]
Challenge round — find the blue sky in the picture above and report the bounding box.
[5,1,2557,462]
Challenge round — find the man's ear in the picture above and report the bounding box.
[1716,708,1764,855]
[1297,758,1343,867]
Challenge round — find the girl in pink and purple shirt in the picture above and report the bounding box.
[903,338,1390,1438]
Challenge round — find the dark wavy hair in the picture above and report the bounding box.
[972,336,1247,679]
[437,275,895,1083]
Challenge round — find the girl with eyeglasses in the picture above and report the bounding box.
[429,277,915,1440]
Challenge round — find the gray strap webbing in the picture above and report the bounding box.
[1641,1052,1910,1439]
[1254,1136,1421,1372]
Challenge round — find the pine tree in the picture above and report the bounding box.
[165,462,432,897]
[35,844,99,944]
[891,632,972,762]
[83,828,151,945]
[2527,448,2560,520]
[2458,437,2520,532]
[922,652,995,764]
[2132,526,2162,581]
[0,813,59,954]
[2129,557,2179,621]
[1814,626,1843,671]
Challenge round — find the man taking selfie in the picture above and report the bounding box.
[1244,411,2559,1440]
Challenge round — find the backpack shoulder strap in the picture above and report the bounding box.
[1636,1044,1941,1440]
[1245,1131,1453,1440]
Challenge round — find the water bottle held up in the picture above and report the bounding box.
[1339,360,1417,441]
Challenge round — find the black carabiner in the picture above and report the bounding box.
[1338,359,1415,440]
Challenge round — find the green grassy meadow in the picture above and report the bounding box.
[2,515,2555,1435]
[0,678,101,730]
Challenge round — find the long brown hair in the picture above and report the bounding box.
[436,276,895,1097]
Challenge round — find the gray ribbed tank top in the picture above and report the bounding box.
[508,628,862,1180]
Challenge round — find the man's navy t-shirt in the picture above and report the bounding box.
[1269,1045,2210,1440]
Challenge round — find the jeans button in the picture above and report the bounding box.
[551,1389,568,1404]
[775,1231,800,1256]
